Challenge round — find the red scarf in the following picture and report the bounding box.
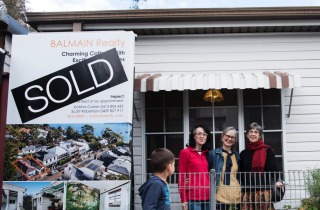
[246,140,271,172]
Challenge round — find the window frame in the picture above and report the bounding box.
[108,189,122,207]
[143,89,286,173]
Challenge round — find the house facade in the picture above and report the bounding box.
[59,141,78,158]
[32,182,64,210]
[35,151,58,167]
[2,183,26,210]
[21,145,36,154]
[46,146,68,161]
[25,6,320,172]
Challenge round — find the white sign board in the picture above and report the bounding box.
[7,31,135,124]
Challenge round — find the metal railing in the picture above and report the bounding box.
[133,170,314,210]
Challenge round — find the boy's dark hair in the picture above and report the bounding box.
[188,124,211,150]
[151,148,175,173]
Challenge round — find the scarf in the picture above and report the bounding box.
[246,140,271,172]
[222,149,233,185]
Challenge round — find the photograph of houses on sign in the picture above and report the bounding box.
[66,181,130,210]
[2,180,131,210]
[66,182,100,210]
[2,181,64,210]
[4,123,132,182]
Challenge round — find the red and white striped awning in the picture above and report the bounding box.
[134,71,301,92]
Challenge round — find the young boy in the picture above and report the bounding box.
[139,148,175,210]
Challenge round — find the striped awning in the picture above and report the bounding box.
[134,71,301,92]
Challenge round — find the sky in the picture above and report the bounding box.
[49,123,132,142]
[5,181,52,195]
[27,0,320,12]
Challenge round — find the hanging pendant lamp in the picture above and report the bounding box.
[203,89,224,103]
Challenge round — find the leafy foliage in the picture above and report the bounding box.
[0,0,29,20]
[301,169,320,210]
[3,141,18,180]
[306,169,320,198]
[130,0,147,9]
[81,124,95,142]
[105,174,129,180]
[89,140,102,151]
[66,182,99,210]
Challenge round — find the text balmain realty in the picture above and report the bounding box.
[50,38,126,48]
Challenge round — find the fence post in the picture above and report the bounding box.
[210,169,216,210]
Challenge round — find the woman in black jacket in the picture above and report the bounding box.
[240,122,284,210]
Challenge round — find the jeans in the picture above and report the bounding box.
[188,200,209,210]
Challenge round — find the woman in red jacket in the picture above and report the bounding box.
[178,124,211,210]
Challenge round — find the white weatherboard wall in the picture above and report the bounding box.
[132,32,320,176]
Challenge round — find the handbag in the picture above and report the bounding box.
[271,181,285,202]
[265,149,286,203]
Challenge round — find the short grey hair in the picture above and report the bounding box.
[246,122,263,138]
[220,126,237,148]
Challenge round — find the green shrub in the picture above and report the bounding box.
[301,197,320,210]
[301,169,320,210]
[305,169,320,198]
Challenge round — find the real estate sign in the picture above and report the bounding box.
[7,32,135,124]
[4,31,135,210]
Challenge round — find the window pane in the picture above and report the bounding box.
[146,135,183,174]
[165,109,183,132]
[147,161,152,173]
[214,107,238,131]
[189,90,211,107]
[145,109,164,132]
[165,91,183,107]
[189,108,213,129]
[145,91,163,108]
[243,89,261,106]
[165,134,185,183]
[263,107,281,130]
[215,133,222,149]
[244,107,262,127]
[263,89,280,105]
[263,132,282,156]
[146,135,165,158]
[207,133,214,150]
[169,159,179,181]
[166,134,184,159]
[214,89,238,107]
[146,135,164,173]
[276,157,283,171]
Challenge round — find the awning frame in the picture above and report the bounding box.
[134,71,301,118]
[287,89,294,118]
[134,71,301,92]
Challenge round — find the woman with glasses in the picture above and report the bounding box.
[178,124,211,210]
[207,126,241,210]
[240,122,284,210]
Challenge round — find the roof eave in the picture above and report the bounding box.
[26,6,320,27]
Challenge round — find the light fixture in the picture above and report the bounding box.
[203,89,224,103]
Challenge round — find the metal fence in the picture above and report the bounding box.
[133,170,316,210]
